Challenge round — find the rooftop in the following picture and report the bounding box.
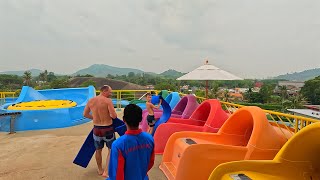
[304,105,320,111]
[287,109,320,119]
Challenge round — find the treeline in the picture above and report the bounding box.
[0,70,70,91]
[105,72,260,91]
[1,70,319,108]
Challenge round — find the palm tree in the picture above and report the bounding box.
[222,89,231,102]
[279,86,288,99]
[279,85,288,111]
[44,70,48,82]
[39,72,45,82]
[209,83,219,99]
[23,71,32,86]
[289,93,304,109]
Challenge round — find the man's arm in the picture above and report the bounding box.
[156,99,162,109]
[108,144,125,180]
[107,99,117,119]
[83,100,93,119]
[150,99,162,109]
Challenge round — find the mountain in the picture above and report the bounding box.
[0,69,43,76]
[160,69,184,78]
[0,64,183,79]
[274,68,320,81]
[72,64,145,77]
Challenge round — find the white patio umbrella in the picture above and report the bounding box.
[177,60,243,98]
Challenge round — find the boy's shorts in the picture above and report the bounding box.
[147,115,156,127]
[93,124,115,150]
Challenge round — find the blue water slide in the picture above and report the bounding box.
[150,95,172,135]
[0,86,96,132]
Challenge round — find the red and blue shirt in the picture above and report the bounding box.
[107,129,155,180]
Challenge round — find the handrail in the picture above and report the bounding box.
[1,90,318,134]
[0,92,16,98]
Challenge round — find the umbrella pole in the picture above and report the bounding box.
[206,80,208,99]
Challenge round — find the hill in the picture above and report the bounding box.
[160,69,184,78]
[274,68,320,81]
[0,64,184,79]
[0,69,43,76]
[69,77,145,90]
[72,64,144,77]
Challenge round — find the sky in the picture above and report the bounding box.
[0,0,319,78]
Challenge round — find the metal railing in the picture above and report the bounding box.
[1,90,318,135]
[98,90,160,109]
[0,92,16,105]
[177,92,318,139]
[0,92,16,99]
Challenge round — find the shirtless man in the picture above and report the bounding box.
[83,85,117,177]
[146,93,162,134]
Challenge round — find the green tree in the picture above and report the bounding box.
[154,82,177,91]
[128,72,135,78]
[47,72,57,82]
[38,72,45,82]
[44,70,48,82]
[195,89,205,97]
[80,80,96,88]
[0,74,23,91]
[221,89,231,102]
[107,74,115,79]
[50,78,69,89]
[279,85,288,111]
[301,76,320,104]
[288,94,304,109]
[209,83,220,99]
[23,71,32,86]
[244,91,263,103]
[270,95,281,103]
[76,74,94,77]
[259,84,274,103]
[279,86,288,100]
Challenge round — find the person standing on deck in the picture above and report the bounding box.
[83,85,117,177]
[146,93,162,134]
[107,104,155,180]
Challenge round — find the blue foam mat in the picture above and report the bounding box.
[73,118,126,168]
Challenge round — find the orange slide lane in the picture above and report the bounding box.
[209,122,320,180]
[154,99,228,154]
[159,106,293,180]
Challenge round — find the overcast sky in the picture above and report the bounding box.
[0,0,319,78]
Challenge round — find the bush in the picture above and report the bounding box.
[50,79,69,89]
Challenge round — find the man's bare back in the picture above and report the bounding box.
[86,96,115,126]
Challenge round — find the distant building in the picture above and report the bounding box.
[252,87,260,93]
[304,105,320,111]
[278,81,305,89]
[180,85,189,90]
[287,109,320,120]
[287,105,320,120]
[276,81,305,95]
[228,93,244,101]
[254,82,263,88]
[191,86,198,92]
[145,85,154,90]
[234,88,249,93]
